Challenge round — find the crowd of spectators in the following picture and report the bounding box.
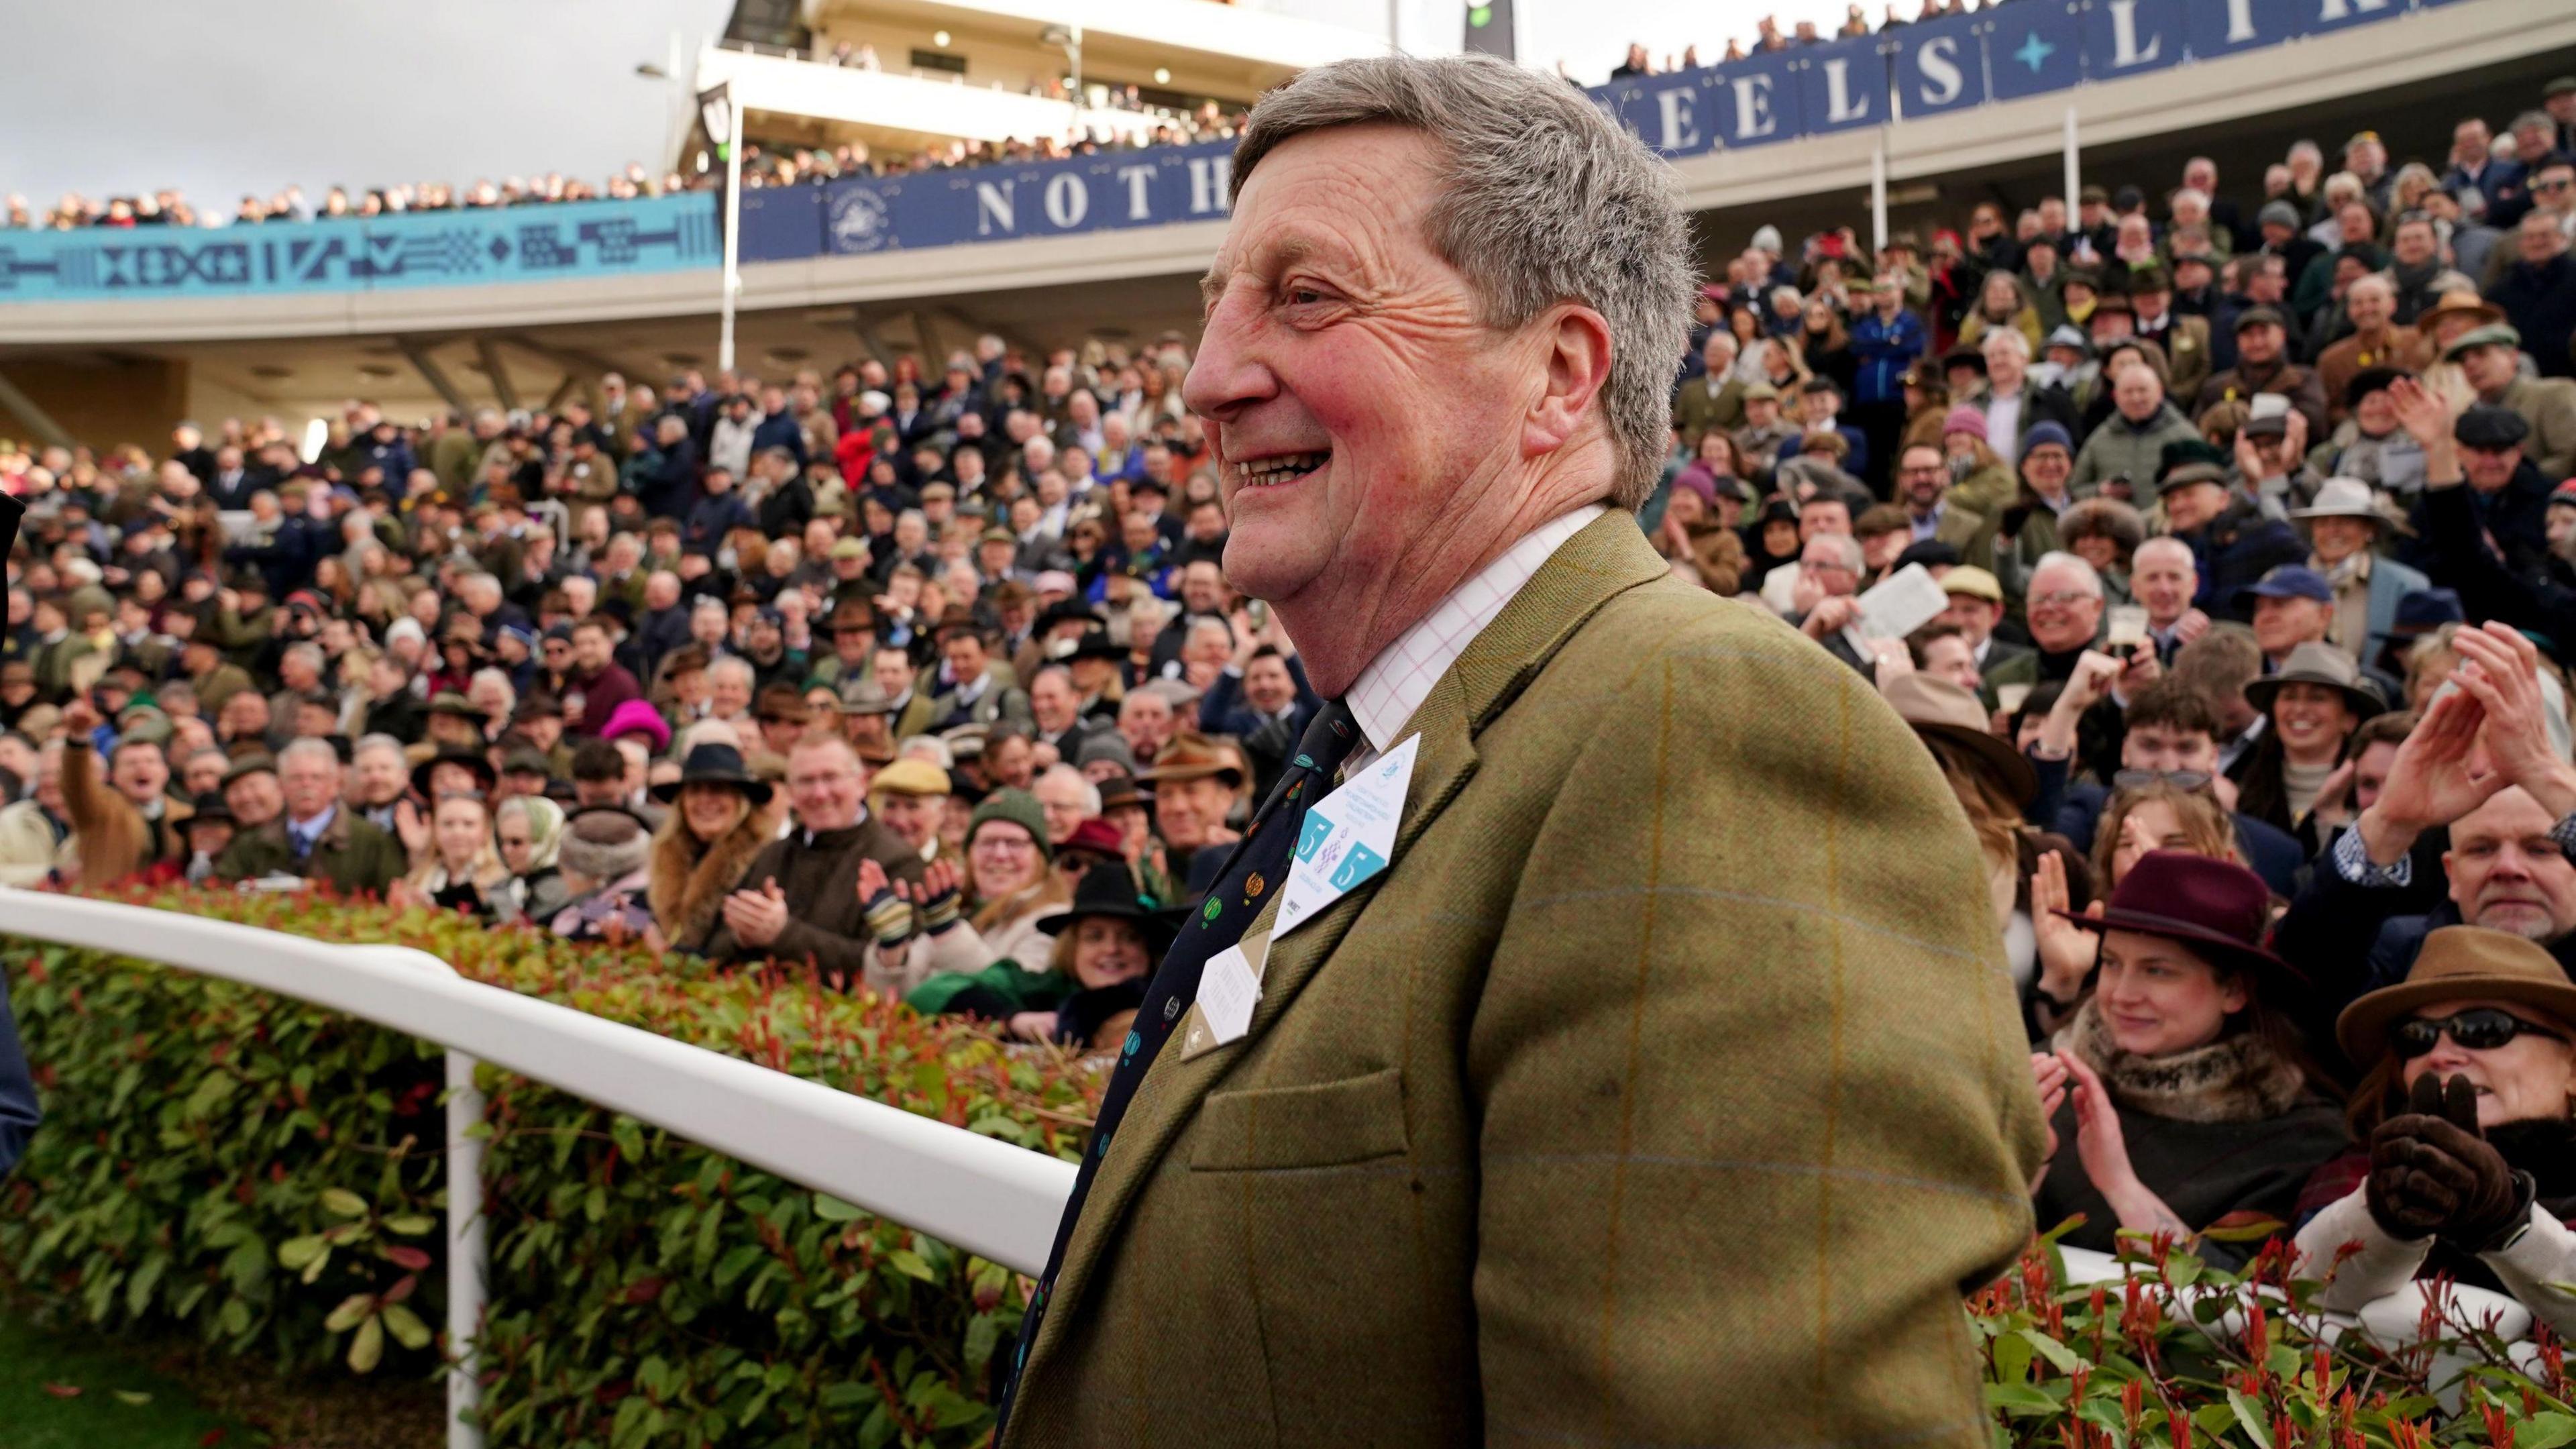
[1644,78,2576,1313]
[11,76,2576,1320]
[1602,0,2026,80]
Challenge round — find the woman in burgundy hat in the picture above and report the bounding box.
[2028,850,2349,1261]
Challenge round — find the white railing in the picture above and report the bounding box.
[0,888,1077,1449]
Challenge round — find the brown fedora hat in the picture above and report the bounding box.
[1881,673,2035,805]
[2337,926,2576,1069]
[1138,732,1244,789]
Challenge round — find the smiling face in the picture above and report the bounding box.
[1185,125,1604,690]
[2268,680,2354,763]
[2094,928,2247,1057]
[2400,996,2576,1129]
[1070,916,1152,990]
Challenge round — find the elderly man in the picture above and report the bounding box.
[994,54,2041,1449]
[2069,364,2197,501]
[2273,623,2576,1070]
[1974,329,2075,467]
[1670,330,1744,448]
[2024,551,2110,683]
[2447,323,2576,480]
[2488,210,2576,380]
[2290,477,2428,664]
[2236,564,2337,672]
[2196,306,2328,441]
[2404,395,2557,584]
[213,738,404,894]
[2316,276,2430,422]
[2130,537,2210,663]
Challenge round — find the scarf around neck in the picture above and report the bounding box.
[2061,998,2306,1124]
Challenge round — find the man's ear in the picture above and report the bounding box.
[1525,305,1615,460]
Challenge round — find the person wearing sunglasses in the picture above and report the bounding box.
[2292,926,2576,1333]
[2027,851,2348,1264]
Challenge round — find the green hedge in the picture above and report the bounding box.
[9,887,2571,1447]
[0,885,1101,1448]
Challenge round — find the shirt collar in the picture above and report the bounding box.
[1346,505,1605,756]
[290,804,336,841]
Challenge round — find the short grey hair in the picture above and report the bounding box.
[1980,329,2031,362]
[1232,54,1695,510]
[278,737,341,773]
[2031,551,2104,598]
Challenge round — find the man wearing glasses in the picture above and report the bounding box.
[2275,622,2576,1075]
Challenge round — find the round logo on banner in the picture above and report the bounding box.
[828,188,892,254]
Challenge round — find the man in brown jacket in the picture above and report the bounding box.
[702,734,924,976]
[996,54,2043,1449]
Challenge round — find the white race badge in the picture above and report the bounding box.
[1199,943,1262,1046]
[1273,733,1418,938]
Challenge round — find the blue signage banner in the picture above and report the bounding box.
[818,142,1237,255]
[0,193,719,302]
[1794,35,1892,137]
[2082,0,2188,78]
[1984,1,2089,101]
[1603,70,1719,158]
[1892,11,1989,119]
[1714,48,1809,149]
[739,184,821,264]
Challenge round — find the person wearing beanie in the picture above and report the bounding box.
[550,806,661,946]
[857,786,1068,1001]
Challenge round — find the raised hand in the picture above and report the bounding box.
[2363,686,2502,845]
[2029,849,2098,1006]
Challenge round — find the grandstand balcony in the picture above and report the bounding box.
[706,0,1391,158]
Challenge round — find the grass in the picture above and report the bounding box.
[0,1307,253,1448]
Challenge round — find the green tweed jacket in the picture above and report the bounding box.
[1001,513,2044,1449]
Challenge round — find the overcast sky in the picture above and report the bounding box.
[7,0,1849,213]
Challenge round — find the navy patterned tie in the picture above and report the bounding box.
[994,699,1363,1430]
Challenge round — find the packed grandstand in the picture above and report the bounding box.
[9,1,2576,1444]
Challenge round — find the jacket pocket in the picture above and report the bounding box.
[1189,1066,1407,1172]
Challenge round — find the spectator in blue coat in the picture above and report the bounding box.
[749,384,809,468]
[682,468,755,553]
[629,415,701,520]
[356,417,417,481]
[1849,272,1927,490]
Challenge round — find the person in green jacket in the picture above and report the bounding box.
[906,861,1178,1051]
[213,738,407,898]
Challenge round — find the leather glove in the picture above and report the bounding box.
[2365,1074,2526,1246]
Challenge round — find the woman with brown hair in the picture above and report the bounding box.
[647,743,787,956]
[2088,779,2240,890]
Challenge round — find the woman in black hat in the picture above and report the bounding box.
[2027,850,2348,1262]
[2291,926,2576,1330]
[645,743,784,956]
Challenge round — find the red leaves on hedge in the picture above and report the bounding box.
[42,1382,83,1397]
[382,1246,432,1271]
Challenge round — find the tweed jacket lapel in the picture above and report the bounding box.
[1024,513,1671,1378]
